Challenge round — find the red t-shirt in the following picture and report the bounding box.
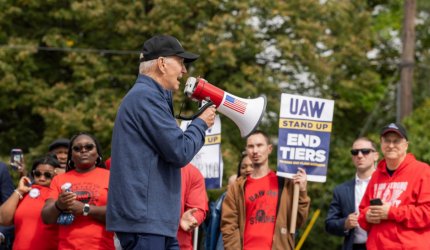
[105,157,111,170]
[48,168,114,250]
[14,184,58,250]
[177,164,208,250]
[244,171,278,250]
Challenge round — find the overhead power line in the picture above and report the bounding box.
[0,44,140,55]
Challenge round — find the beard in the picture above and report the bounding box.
[252,162,263,169]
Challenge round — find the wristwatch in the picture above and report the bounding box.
[83,203,90,216]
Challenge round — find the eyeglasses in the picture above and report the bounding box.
[350,148,375,156]
[381,138,404,145]
[33,170,54,179]
[72,144,95,153]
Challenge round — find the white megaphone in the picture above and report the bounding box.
[182,77,266,138]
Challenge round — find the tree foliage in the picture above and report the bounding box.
[0,0,429,248]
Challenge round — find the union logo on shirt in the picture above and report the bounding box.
[373,181,408,207]
[249,209,276,225]
[72,182,101,204]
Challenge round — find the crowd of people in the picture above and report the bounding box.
[326,123,430,250]
[0,129,310,250]
[0,34,429,250]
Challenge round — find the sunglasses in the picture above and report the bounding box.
[33,170,54,179]
[350,148,375,156]
[72,144,95,153]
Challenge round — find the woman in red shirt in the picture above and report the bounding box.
[41,132,114,250]
[0,155,60,250]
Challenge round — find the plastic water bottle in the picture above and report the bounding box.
[57,182,75,225]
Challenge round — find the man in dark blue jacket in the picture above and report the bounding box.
[325,138,379,250]
[107,35,216,250]
[0,162,15,250]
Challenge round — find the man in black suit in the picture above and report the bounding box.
[325,137,379,250]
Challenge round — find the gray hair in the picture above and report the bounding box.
[139,59,157,74]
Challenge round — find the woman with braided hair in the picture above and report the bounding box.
[42,132,114,250]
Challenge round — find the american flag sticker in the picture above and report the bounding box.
[223,95,247,114]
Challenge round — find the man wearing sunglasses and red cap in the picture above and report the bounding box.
[326,137,379,250]
[358,123,430,250]
[107,35,217,250]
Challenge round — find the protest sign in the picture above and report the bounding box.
[180,115,223,189]
[277,94,334,182]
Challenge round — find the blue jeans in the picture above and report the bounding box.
[116,232,179,250]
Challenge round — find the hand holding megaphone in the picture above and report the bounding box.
[197,104,217,128]
[180,76,266,137]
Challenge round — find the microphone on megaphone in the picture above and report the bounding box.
[178,77,266,138]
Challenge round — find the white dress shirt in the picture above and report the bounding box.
[353,174,370,244]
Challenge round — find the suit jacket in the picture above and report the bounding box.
[325,179,356,250]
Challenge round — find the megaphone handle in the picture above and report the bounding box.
[176,100,214,120]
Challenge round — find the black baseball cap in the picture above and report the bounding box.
[48,138,70,151]
[380,123,408,140]
[140,35,199,63]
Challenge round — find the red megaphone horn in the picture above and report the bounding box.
[181,77,266,138]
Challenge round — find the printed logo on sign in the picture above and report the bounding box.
[205,134,221,145]
[223,95,247,114]
[279,119,332,132]
[277,93,335,183]
[289,98,325,118]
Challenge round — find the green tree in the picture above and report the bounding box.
[0,0,429,248]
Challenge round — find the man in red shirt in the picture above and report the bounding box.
[358,123,430,249]
[221,130,310,250]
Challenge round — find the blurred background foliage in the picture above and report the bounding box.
[0,0,429,249]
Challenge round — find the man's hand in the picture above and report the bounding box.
[344,212,359,230]
[293,167,307,191]
[368,203,390,220]
[180,208,198,232]
[365,204,390,224]
[197,105,216,128]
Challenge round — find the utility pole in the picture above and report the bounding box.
[398,0,416,122]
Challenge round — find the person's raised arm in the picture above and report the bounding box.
[196,105,216,128]
[0,177,31,226]
[136,93,212,167]
[294,167,311,228]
